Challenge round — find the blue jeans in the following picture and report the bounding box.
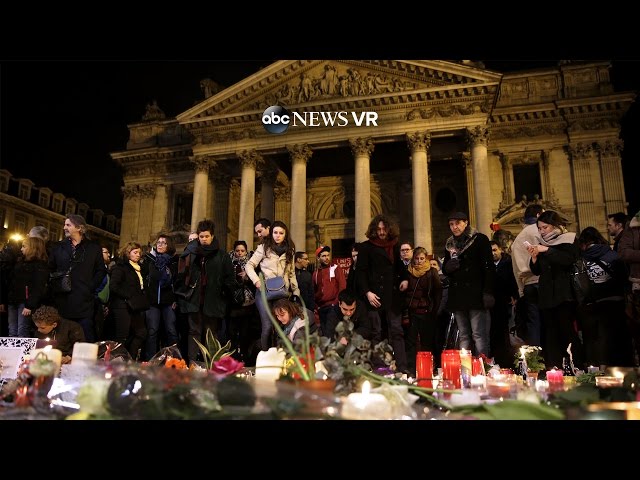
[255,293,274,351]
[145,304,178,360]
[454,309,489,356]
[8,303,33,337]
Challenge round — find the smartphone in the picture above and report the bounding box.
[523,240,532,248]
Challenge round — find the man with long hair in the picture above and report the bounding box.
[356,214,409,373]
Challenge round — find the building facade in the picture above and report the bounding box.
[111,60,635,258]
[0,169,120,252]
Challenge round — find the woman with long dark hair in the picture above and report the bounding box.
[245,220,300,350]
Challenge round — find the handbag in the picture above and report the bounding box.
[50,270,72,294]
[265,276,288,301]
[174,279,198,300]
[126,292,150,312]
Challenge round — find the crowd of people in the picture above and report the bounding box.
[1,206,639,375]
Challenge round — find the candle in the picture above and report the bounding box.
[546,368,564,383]
[254,347,286,382]
[595,376,624,388]
[35,337,58,349]
[416,351,433,388]
[486,381,511,398]
[459,349,472,387]
[72,342,99,363]
[30,346,62,375]
[441,349,462,389]
[471,357,483,376]
[342,381,392,420]
[470,375,486,389]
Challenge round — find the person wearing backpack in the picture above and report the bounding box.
[526,211,583,370]
[577,227,635,367]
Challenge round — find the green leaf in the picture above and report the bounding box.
[453,400,565,420]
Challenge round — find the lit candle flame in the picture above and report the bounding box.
[44,337,50,342]
[362,380,371,395]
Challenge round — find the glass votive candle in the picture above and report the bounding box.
[486,380,511,398]
[595,376,624,388]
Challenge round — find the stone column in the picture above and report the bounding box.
[206,172,216,220]
[467,126,492,236]
[597,140,627,215]
[287,144,312,248]
[120,185,141,247]
[569,143,598,231]
[461,152,477,227]
[213,174,231,250]
[137,184,156,245]
[237,150,261,244]
[190,156,213,230]
[151,183,168,236]
[497,152,513,211]
[406,131,432,253]
[260,162,278,221]
[274,187,291,228]
[350,137,374,242]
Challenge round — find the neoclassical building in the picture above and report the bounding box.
[111,60,635,257]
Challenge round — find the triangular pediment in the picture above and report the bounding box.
[177,60,502,125]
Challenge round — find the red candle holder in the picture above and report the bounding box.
[416,351,433,388]
[472,357,483,376]
[441,349,461,389]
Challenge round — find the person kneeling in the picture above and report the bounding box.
[33,305,85,365]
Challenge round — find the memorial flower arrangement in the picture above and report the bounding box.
[514,345,545,373]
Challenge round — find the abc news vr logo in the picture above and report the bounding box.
[262,106,378,134]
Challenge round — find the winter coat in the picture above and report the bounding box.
[406,268,442,315]
[313,264,346,309]
[356,240,408,311]
[110,260,146,310]
[581,244,626,302]
[530,242,578,310]
[325,300,374,340]
[178,241,235,318]
[443,231,495,311]
[48,239,106,319]
[8,259,50,309]
[245,244,300,298]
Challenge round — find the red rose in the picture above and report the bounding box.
[211,356,245,376]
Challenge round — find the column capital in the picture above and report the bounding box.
[568,143,593,162]
[189,155,215,173]
[466,125,490,147]
[406,131,431,152]
[122,185,141,199]
[238,149,262,169]
[595,139,624,157]
[274,186,290,201]
[349,137,375,156]
[460,151,472,168]
[286,144,313,164]
[139,184,156,199]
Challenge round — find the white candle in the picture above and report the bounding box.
[30,346,62,375]
[72,342,99,363]
[254,347,286,382]
[470,375,486,389]
[342,381,392,420]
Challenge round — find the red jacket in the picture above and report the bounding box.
[313,264,346,309]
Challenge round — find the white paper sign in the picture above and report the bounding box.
[0,347,23,379]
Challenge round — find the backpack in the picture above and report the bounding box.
[571,258,591,305]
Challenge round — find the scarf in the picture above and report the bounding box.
[370,237,398,262]
[154,251,173,288]
[281,316,301,338]
[195,238,220,257]
[271,243,287,257]
[538,227,576,246]
[129,260,143,288]
[408,262,430,278]
[445,226,478,257]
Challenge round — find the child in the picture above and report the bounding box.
[32,305,85,365]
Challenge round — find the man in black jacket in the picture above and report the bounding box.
[324,289,373,341]
[49,215,106,342]
[443,212,495,357]
[357,214,409,372]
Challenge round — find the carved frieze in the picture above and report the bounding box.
[569,118,619,131]
[249,64,420,109]
[349,137,375,157]
[491,123,565,140]
[406,102,489,121]
[201,129,257,144]
[406,132,431,153]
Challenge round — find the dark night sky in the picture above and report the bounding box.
[1,60,639,218]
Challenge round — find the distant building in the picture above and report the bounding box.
[0,169,120,252]
[111,61,635,256]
